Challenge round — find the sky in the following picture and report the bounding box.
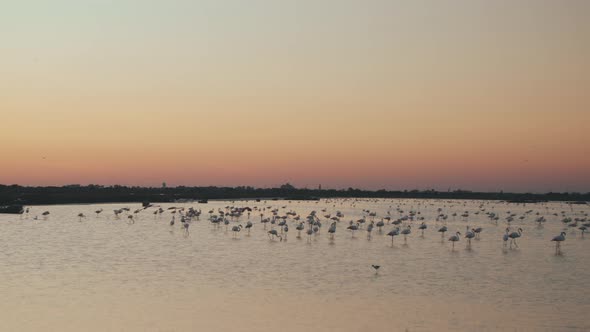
[1,0,589,192]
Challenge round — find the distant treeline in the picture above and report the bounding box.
[0,184,588,206]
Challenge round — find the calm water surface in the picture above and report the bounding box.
[1,199,588,331]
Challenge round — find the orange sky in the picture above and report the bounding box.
[1,1,589,192]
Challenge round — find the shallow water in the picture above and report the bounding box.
[1,199,588,331]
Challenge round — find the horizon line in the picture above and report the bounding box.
[1,183,589,195]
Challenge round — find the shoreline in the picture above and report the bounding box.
[1,184,588,207]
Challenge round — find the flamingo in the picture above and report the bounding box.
[296,222,305,238]
[376,219,385,232]
[232,225,242,238]
[245,221,253,235]
[306,228,313,242]
[268,229,283,241]
[449,232,461,249]
[387,227,400,246]
[347,222,360,238]
[551,232,566,253]
[473,227,483,239]
[465,227,475,247]
[401,225,411,243]
[508,228,523,248]
[418,222,427,236]
[438,225,448,238]
[261,218,269,230]
[503,228,510,246]
[367,221,374,239]
[328,222,336,240]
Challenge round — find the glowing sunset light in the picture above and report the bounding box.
[1,1,589,192]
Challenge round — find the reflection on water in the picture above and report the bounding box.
[0,199,588,331]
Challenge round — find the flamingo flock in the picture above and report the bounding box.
[16,198,590,258]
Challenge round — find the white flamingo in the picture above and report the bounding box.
[465,227,475,247]
[449,232,461,249]
[551,232,566,254]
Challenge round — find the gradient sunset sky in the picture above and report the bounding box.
[1,1,589,192]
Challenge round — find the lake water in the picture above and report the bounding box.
[0,199,588,331]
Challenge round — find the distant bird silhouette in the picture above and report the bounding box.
[376,219,385,232]
[473,227,483,238]
[438,225,448,238]
[418,222,427,236]
[371,265,380,274]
